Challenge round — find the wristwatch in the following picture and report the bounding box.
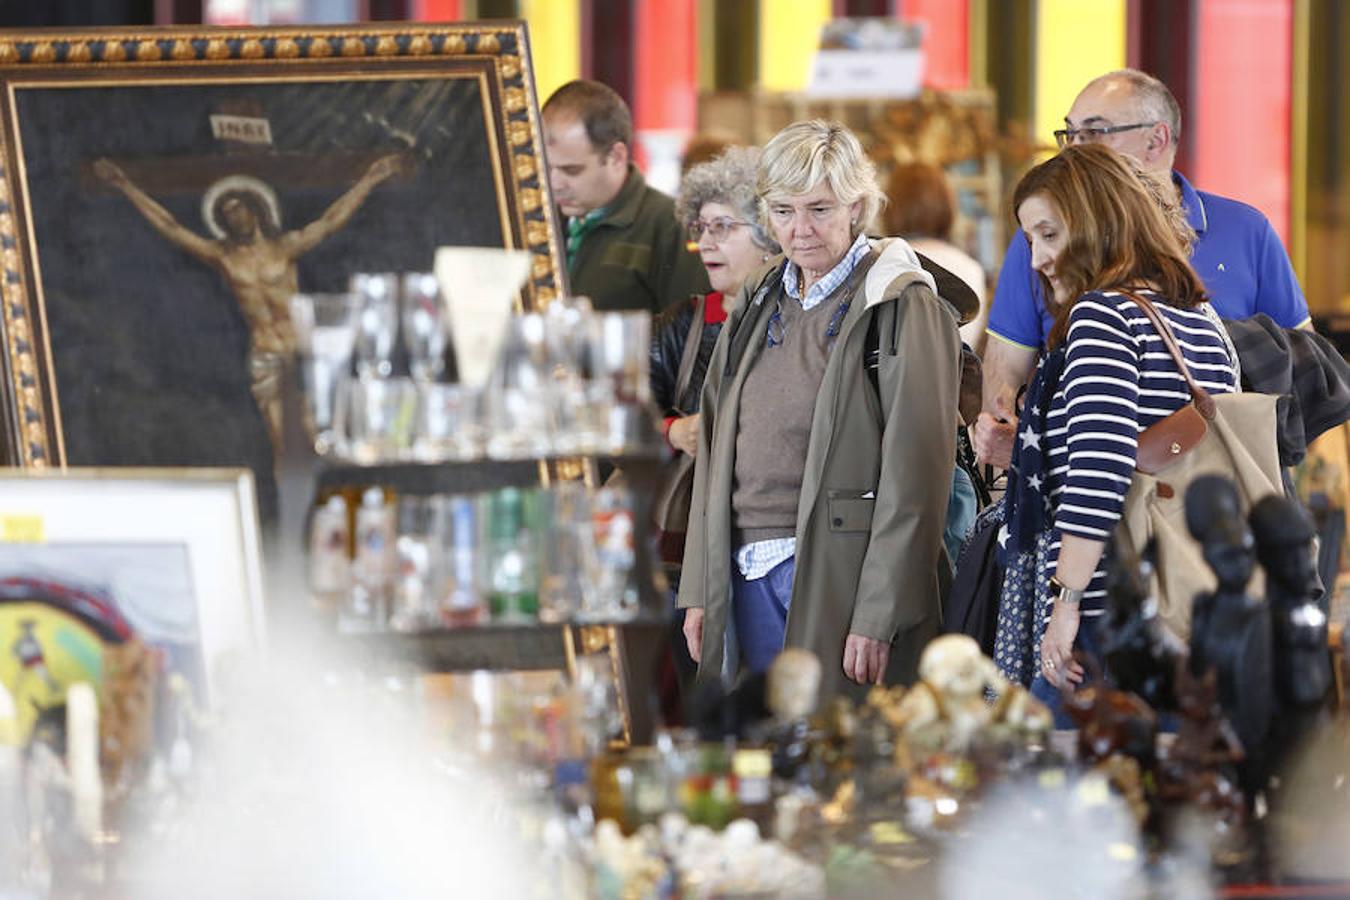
[1050,574,1085,606]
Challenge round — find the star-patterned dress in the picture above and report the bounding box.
[992,289,1238,684]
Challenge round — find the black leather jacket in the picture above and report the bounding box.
[650,293,724,418]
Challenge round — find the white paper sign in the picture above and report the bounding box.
[808,49,924,99]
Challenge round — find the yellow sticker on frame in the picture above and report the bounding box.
[0,514,44,543]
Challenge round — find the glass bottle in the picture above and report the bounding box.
[537,483,591,624]
[390,496,435,632]
[436,494,484,627]
[344,486,394,632]
[481,487,539,624]
[308,494,350,614]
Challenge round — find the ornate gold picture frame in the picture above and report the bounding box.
[0,22,563,485]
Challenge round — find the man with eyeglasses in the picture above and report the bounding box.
[975,68,1309,467]
[542,79,708,313]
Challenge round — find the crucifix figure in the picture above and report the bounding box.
[93,153,405,450]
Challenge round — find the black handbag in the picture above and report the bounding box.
[652,296,706,564]
[943,496,1006,657]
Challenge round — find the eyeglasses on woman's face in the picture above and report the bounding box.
[687,217,750,243]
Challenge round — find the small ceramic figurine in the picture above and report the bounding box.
[1248,495,1332,769]
[766,650,824,783]
[1098,537,1186,712]
[1184,475,1274,786]
[1061,683,1158,769]
[768,649,824,722]
[1156,661,1248,865]
[892,634,1051,754]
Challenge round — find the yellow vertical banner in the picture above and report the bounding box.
[520,0,581,105]
[758,0,834,92]
[1034,0,1127,148]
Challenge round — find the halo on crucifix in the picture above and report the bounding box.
[200,174,282,238]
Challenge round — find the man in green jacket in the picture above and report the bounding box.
[542,79,709,313]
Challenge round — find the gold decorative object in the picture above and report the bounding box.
[507,121,530,147]
[170,39,195,61]
[30,43,56,64]
[477,33,500,54]
[240,38,265,59]
[531,253,551,279]
[504,87,526,113]
[514,154,536,180]
[66,43,92,63]
[101,41,126,63]
[374,36,398,56]
[407,34,432,56]
[134,40,161,62]
[340,37,365,57]
[0,44,16,65]
[204,39,230,60]
[518,187,541,211]
[441,34,466,55]
[499,55,521,79]
[526,220,548,246]
[578,627,612,655]
[306,37,333,58]
[274,38,300,59]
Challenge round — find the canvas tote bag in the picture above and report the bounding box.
[1118,293,1284,641]
[652,295,707,564]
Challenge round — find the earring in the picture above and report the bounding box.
[762,253,772,262]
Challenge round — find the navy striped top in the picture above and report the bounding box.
[1044,289,1239,613]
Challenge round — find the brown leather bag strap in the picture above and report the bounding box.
[672,293,707,414]
[1121,291,1217,420]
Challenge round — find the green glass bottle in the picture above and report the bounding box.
[483,487,539,623]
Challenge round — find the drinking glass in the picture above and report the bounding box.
[590,312,651,405]
[543,295,595,454]
[413,382,482,462]
[578,485,639,622]
[344,376,417,464]
[587,312,652,453]
[289,292,359,455]
[484,313,552,459]
[351,272,399,380]
[401,272,447,382]
[537,482,595,623]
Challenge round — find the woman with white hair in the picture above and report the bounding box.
[652,146,780,477]
[678,120,963,701]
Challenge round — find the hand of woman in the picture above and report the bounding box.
[668,414,701,457]
[843,634,890,685]
[1040,602,1084,687]
[683,608,704,662]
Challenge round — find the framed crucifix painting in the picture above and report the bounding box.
[0,22,565,522]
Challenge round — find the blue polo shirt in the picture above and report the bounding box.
[987,171,1310,349]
